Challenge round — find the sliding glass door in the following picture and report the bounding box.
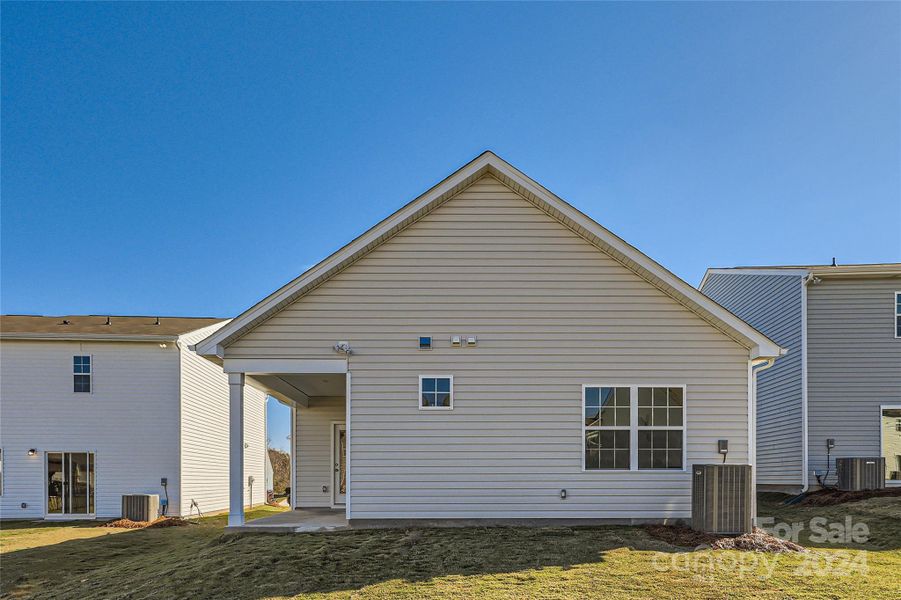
[47,452,95,516]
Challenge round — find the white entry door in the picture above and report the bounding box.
[332,423,346,506]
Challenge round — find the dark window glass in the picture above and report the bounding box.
[652,388,667,406]
[638,387,652,406]
[638,407,652,426]
[653,408,668,426]
[667,430,683,449]
[669,408,683,427]
[421,377,451,408]
[585,429,630,470]
[669,388,683,406]
[74,375,91,393]
[637,427,683,470]
[600,387,615,408]
[586,388,633,469]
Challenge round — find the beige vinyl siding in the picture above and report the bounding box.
[295,396,344,507]
[0,340,181,519]
[228,175,752,519]
[179,325,268,515]
[807,277,901,487]
[701,273,804,489]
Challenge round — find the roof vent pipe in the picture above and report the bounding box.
[155,317,160,325]
[106,316,111,325]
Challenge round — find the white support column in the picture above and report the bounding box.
[228,372,245,527]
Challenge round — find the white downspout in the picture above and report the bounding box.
[800,273,813,493]
[749,356,778,525]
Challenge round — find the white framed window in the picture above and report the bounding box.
[419,375,453,410]
[583,386,631,469]
[73,355,91,393]
[637,387,685,470]
[895,292,900,338]
[582,385,686,471]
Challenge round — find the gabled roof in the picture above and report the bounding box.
[196,151,783,360]
[0,315,226,341]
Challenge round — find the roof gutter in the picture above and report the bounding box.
[0,333,180,343]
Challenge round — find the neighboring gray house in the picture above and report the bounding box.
[0,315,268,520]
[700,264,901,492]
[192,151,783,527]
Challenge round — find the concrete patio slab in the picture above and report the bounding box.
[229,508,349,533]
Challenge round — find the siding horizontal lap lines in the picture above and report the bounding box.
[231,175,751,519]
[807,278,901,487]
[295,397,344,508]
[701,273,804,487]
[179,325,267,515]
[0,341,181,519]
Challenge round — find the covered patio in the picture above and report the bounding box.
[223,358,350,529]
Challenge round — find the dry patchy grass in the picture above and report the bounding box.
[1,498,898,599]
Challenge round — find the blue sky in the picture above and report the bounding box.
[3,3,899,452]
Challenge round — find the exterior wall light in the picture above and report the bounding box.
[27,448,37,456]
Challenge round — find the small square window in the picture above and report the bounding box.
[419,336,432,350]
[420,376,453,409]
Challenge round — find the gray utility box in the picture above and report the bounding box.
[836,457,885,491]
[121,494,160,522]
[692,464,752,535]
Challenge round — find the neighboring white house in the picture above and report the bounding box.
[700,264,901,492]
[0,315,268,520]
[194,151,784,527]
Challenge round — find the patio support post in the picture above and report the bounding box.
[228,372,245,527]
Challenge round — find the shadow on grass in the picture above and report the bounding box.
[756,493,901,551]
[3,496,898,599]
[0,522,676,599]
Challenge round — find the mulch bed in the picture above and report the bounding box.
[644,525,805,553]
[711,529,805,553]
[795,487,901,507]
[645,524,720,547]
[101,516,190,529]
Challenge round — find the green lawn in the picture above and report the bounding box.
[1,498,899,599]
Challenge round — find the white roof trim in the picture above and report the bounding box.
[0,332,180,342]
[699,268,810,290]
[196,151,783,360]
